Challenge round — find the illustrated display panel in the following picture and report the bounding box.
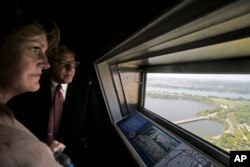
[117,112,222,167]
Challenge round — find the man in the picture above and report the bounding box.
[40,45,91,167]
[46,45,80,146]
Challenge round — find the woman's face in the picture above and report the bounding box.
[15,34,50,92]
[1,27,50,94]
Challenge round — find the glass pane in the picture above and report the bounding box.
[144,73,250,152]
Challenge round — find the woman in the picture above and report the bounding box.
[0,5,63,167]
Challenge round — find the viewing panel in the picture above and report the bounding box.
[117,112,223,167]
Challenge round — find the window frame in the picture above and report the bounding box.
[138,58,250,166]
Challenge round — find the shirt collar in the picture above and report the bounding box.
[51,79,68,93]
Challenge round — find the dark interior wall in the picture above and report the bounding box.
[12,0,183,61]
[84,0,184,60]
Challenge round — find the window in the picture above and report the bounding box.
[144,73,250,152]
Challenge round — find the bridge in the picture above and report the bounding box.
[174,116,209,124]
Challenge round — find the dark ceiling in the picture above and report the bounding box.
[11,0,183,61]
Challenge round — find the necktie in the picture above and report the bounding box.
[47,84,64,145]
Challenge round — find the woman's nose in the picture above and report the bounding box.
[40,52,50,69]
[42,58,50,69]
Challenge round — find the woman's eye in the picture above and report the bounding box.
[31,47,40,54]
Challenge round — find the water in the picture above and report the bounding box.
[147,87,250,100]
[179,120,224,137]
[145,97,213,121]
[145,97,223,137]
[146,73,250,100]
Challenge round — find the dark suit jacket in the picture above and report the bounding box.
[7,70,104,167]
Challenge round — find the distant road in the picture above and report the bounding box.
[174,116,209,124]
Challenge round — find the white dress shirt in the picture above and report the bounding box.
[51,79,68,101]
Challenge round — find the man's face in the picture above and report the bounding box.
[51,52,77,84]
